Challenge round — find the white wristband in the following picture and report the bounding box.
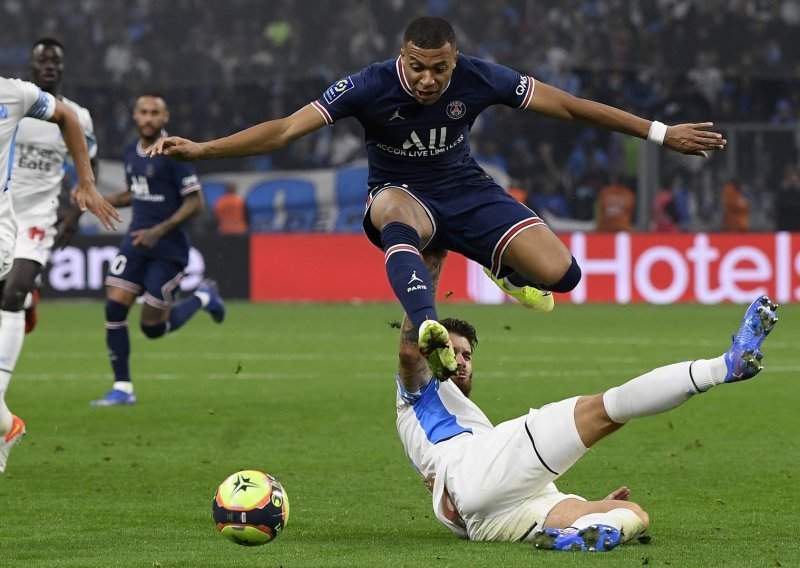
[647,121,667,145]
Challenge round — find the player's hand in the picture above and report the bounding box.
[131,227,161,248]
[604,486,631,501]
[664,122,726,158]
[148,136,203,160]
[72,182,121,230]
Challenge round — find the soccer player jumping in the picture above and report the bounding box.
[149,16,726,378]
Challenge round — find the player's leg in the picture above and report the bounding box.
[531,296,778,549]
[0,259,40,472]
[441,182,560,311]
[366,186,455,376]
[92,247,144,407]
[164,278,226,328]
[90,285,138,407]
[499,224,580,294]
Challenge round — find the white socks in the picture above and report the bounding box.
[0,310,25,435]
[194,291,210,308]
[113,381,134,394]
[572,508,647,543]
[602,357,728,424]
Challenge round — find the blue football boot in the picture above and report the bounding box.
[90,389,136,407]
[197,279,226,323]
[533,524,622,552]
[723,295,778,383]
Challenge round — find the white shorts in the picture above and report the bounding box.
[437,396,588,541]
[0,228,15,280]
[14,213,56,266]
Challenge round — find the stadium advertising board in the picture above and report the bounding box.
[42,235,250,299]
[250,232,800,304]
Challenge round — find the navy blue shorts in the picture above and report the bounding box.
[104,243,184,309]
[363,174,545,277]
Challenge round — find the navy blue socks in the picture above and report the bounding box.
[381,222,437,330]
[105,300,131,382]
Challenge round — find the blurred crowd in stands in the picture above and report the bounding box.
[2,0,800,232]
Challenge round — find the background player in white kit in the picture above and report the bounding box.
[395,253,778,550]
[0,55,119,473]
[2,39,97,334]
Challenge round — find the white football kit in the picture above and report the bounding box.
[396,377,588,541]
[0,77,56,278]
[9,96,96,265]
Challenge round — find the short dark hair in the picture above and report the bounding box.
[404,17,456,49]
[137,91,167,102]
[441,317,477,351]
[32,38,65,53]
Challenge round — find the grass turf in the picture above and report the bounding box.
[0,300,797,567]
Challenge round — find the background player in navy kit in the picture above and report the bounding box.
[89,93,225,407]
[150,17,726,376]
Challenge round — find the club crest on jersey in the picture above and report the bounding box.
[0,105,7,119]
[446,101,466,120]
[324,76,355,104]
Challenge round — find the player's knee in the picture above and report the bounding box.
[546,256,581,293]
[140,322,168,339]
[627,503,650,529]
[105,300,130,323]
[0,284,28,312]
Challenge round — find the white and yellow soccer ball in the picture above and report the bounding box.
[212,470,289,546]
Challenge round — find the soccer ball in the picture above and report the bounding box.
[212,470,289,546]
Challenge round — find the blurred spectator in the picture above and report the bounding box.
[564,129,609,186]
[505,180,528,204]
[650,185,681,232]
[596,177,635,232]
[770,98,796,125]
[774,164,800,231]
[531,177,570,219]
[721,179,750,231]
[215,184,249,234]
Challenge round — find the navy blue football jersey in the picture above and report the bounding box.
[311,54,534,188]
[122,138,201,263]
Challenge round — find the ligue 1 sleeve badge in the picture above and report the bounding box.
[446,100,466,120]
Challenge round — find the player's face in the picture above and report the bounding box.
[449,332,473,398]
[30,44,64,93]
[133,96,169,141]
[401,41,457,106]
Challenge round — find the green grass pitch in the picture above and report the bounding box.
[0,300,797,567]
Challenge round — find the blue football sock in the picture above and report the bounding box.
[381,222,437,330]
[168,296,202,331]
[105,300,131,382]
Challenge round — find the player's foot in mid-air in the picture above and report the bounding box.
[533,524,621,552]
[724,295,778,383]
[483,268,554,313]
[418,320,457,379]
[197,279,226,323]
[89,389,137,407]
[24,288,39,334]
[0,415,26,473]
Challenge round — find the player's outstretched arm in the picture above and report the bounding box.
[397,250,447,393]
[50,100,120,229]
[149,105,327,161]
[528,81,726,158]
